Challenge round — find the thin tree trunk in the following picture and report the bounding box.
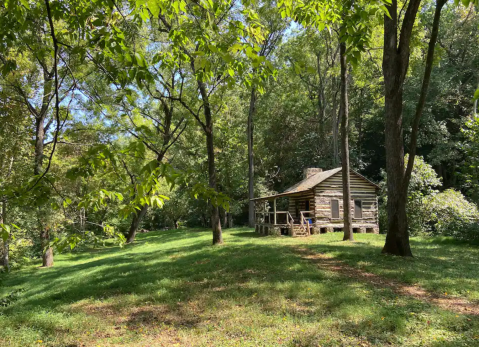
[223,209,228,229]
[198,79,223,245]
[126,204,149,243]
[1,200,9,271]
[123,99,184,243]
[206,126,223,244]
[339,42,353,241]
[332,78,340,167]
[34,116,54,267]
[248,87,256,228]
[228,213,233,228]
[403,0,448,186]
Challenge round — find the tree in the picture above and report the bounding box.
[382,0,447,256]
[339,40,353,241]
[247,1,286,228]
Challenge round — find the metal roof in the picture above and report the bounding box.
[251,168,379,201]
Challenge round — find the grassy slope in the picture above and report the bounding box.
[1,228,478,347]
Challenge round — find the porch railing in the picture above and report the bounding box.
[255,210,314,227]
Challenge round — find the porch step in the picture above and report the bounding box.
[293,232,310,237]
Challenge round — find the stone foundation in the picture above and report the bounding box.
[269,226,281,236]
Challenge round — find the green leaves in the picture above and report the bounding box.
[147,0,160,17]
[0,223,19,242]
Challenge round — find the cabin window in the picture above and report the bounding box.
[331,199,339,218]
[305,200,310,211]
[354,200,362,218]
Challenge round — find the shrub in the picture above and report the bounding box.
[425,189,479,240]
[380,156,479,240]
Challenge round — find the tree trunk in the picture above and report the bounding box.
[339,42,353,242]
[207,125,223,244]
[126,204,149,243]
[35,116,55,267]
[382,91,411,255]
[228,213,233,228]
[247,87,256,228]
[42,229,54,267]
[381,0,443,256]
[197,78,223,245]
[225,210,229,229]
[332,77,340,167]
[1,200,9,271]
[174,220,179,229]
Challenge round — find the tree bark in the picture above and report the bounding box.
[207,125,223,244]
[42,229,54,267]
[197,79,223,245]
[126,204,149,243]
[339,42,353,242]
[228,213,233,228]
[247,87,256,228]
[1,200,9,271]
[332,76,340,167]
[34,115,55,267]
[382,0,444,256]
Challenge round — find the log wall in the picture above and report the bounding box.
[314,171,379,229]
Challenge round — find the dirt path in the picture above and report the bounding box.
[293,246,479,316]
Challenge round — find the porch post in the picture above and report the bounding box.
[274,198,277,225]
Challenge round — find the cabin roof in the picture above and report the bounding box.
[283,168,342,194]
[251,167,379,201]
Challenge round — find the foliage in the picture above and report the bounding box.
[406,155,442,235]
[424,189,479,240]
[381,156,479,239]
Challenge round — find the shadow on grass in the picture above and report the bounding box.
[303,235,479,297]
[1,229,478,346]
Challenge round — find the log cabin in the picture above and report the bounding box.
[252,168,380,236]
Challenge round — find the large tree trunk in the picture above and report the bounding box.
[126,204,149,243]
[382,0,444,256]
[381,0,417,256]
[339,42,353,242]
[247,87,256,228]
[383,92,411,255]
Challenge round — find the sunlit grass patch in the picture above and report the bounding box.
[0,228,478,346]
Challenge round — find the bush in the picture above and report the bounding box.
[425,189,479,240]
[380,156,479,240]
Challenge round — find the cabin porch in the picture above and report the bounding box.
[253,195,315,237]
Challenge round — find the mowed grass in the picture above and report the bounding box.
[1,228,478,347]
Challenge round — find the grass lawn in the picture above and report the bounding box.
[1,228,478,346]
